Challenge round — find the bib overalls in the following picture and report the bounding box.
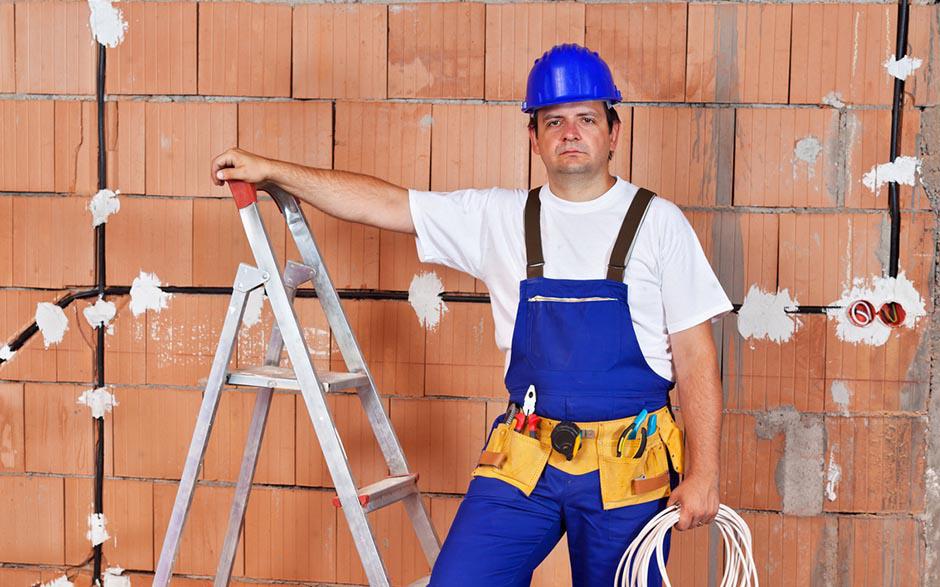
[429,187,681,586]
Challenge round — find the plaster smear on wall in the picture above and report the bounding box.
[104,568,131,587]
[87,0,128,48]
[242,288,265,327]
[737,285,802,343]
[83,297,117,334]
[862,155,922,193]
[883,54,923,81]
[828,271,926,345]
[408,272,448,330]
[830,380,852,416]
[793,136,823,179]
[41,577,74,587]
[0,345,14,361]
[87,512,110,546]
[77,387,119,419]
[129,271,172,316]
[822,91,846,109]
[88,189,121,227]
[825,445,842,501]
[36,302,69,348]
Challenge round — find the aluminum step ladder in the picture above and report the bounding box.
[154,181,440,587]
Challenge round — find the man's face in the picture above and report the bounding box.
[529,101,620,177]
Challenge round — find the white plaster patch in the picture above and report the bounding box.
[419,114,434,128]
[883,54,923,81]
[830,380,852,416]
[77,387,118,419]
[828,271,926,346]
[0,344,14,361]
[242,288,265,327]
[793,136,823,179]
[736,285,802,343]
[822,91,845,109]
[83,297,117,334]
[87,512,110,546]
[36,302,69,348]
[88,188,121,227]
[41,576,74,587]
[862,155,922,193]
[825,445,841,501]
[87,0,128,48]
[408,272,448,330]
[129,271,172,316]
[104,567,131,587]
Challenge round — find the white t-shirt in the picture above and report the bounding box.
[408,177,733,382]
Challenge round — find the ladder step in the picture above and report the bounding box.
[407,576,430,587]
[226,365,370,393]
[332,474,419,513]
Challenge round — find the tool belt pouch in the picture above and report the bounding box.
[472,423,551,496]
[597,414,685,510]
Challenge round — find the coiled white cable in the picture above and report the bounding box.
[614,504,759,587]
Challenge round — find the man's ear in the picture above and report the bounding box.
[608,118,622,154]
[528,125,541,156]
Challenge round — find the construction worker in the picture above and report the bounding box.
[212,44,731,586]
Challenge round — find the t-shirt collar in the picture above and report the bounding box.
[539,177,634,214]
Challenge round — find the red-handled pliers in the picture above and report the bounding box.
[513,412,541,439]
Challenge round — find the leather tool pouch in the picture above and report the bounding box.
[597,410,685,510]
[471,423,551,496]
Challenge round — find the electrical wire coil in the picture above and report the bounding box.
[615,504,759,587]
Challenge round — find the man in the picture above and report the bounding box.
[212,44,731,585]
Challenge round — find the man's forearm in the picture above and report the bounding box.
[678,361,722,481]
[266,160,415,234]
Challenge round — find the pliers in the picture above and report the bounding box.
[616,410,657,458]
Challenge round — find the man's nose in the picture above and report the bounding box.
[562,121,581,140]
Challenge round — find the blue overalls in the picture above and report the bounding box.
[429,186,678,586]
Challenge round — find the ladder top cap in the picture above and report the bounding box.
[228,180,257,209]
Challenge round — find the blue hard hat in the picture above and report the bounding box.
[522,44,622,113]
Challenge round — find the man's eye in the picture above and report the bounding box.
[547,120,561,127]
[582,117,596,124]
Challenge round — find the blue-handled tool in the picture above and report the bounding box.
[626,409,649,440]
[648,414,657,436]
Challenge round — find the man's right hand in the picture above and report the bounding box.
[211,148,274,187]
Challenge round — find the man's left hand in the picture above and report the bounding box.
[666,473,719,531]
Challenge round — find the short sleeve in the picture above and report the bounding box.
[408,188,494,279]
[656,201,734,333]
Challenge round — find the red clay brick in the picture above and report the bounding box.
[192,197,285,287]
[112,386,200,480]
[484,3,585,101]
[15,0,96,94]
[144,102,238,197]
[710,212,779,303]
[153,483,244,576]
[237,296,332,373]
[790,4,897,105]
[106,2,197,95]
[197,2,291,98]
[0,568,44,586]
[388,3,485,99]
[631,106,734,206]
[740,513,832,586]
[531,104,632,190]
[106,101,146,195]
[425,302,504,400]
[719,412,784,512]
[0,100,55,192]
[834,516,924,584]
[663,520,716,586]
[0,475,65,564]
[0,383,24,472]
[0,196,10,285]
[203,391,295,486]
[844,108,927,210]
[331,300,425,397]
[238,101,332,170]
[686,3,791,104]
[244,487,336,582]
[390,397,487,493]
[0,4,12,92]
[293,4,388,100]
[103,297,147,386]
[0,290,59,382]
[335,499,431,585]
[145,294,232,386]
[53,100,97,195]
[585,4,687,102]
[64,477,153,571]
[908,5,939,107]
[12,196,95,288]
[734,108,840,208]
[24,383,102,475]
[55,299,95,383]
[296,393,391,489]
[106,197,193,287]
[825,416,925,514]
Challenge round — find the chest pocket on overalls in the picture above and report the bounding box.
[526,296,623,371]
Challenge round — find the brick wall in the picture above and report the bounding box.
[0,1,936,585]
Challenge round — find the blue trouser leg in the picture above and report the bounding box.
[429,473,564,586]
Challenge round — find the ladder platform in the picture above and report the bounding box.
[332,473,419,513]
[226,365,370,393]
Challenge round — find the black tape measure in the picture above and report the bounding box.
[551,421,583,461]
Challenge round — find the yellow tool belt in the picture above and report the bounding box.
[472,405,684,510]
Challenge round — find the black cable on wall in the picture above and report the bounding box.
[887,0,912,278]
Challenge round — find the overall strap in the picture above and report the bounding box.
[524,187,544,278]
[607,188,656,282]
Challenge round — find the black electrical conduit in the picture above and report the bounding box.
[887,0,911,279]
